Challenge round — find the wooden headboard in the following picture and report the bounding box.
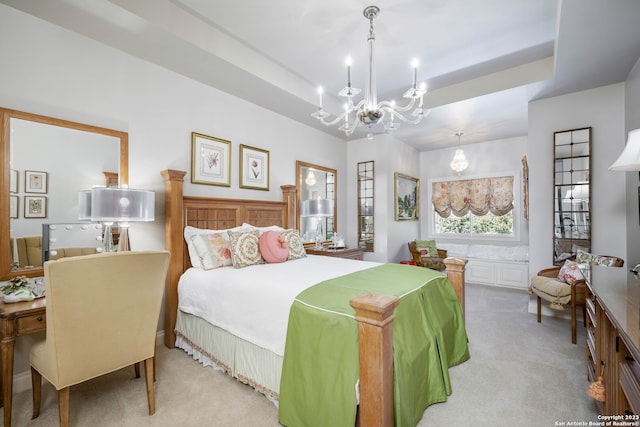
[160,169,296,347]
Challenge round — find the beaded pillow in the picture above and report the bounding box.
[280,229,306,260]
[227,229,265,268]
[557,260,584,285]
[189,233,232,270]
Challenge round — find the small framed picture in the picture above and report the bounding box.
[191,132,231,187]
[24,170,48,194]
[10,169,18,193]
[24,195,47,218]
[394,172,419,221]
[9,195,18,219]
[239,144,270,191]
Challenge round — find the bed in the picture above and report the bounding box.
[161,169,469,427]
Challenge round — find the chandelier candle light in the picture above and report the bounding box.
[312,5,428,136]
[450,132,469,175]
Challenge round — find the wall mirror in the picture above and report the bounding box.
[553,127,591,265]
[296,161,337,245]
[357,161,374,251]
[1,108,128,279]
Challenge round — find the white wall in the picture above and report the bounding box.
[0,5,347,379]
[419,136,529,246]
[528,83,627,276]
[346,134,420,263]
[624,58,640,267]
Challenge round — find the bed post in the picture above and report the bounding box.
[349,294,400,427]
[160,169,186,348]
[280,185,296,229]
[444,257,467,319]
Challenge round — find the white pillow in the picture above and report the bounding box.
[184,225,243,269]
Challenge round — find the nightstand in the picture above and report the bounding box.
[306,247,365,260]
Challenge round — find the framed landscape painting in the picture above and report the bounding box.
[395,172,419,221]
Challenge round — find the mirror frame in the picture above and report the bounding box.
[295,160,337,243]
[552,126,591,265]
[1,108,128,280]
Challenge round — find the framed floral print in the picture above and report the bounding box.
[239,144,270,190]
[394,172,419,221]
[10,169,18,193]
[24,195,47,218]
[9,195,18,219]
[191,132,231,187]
[25,170,48,193]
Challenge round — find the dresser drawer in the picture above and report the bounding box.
[17,313,46,335]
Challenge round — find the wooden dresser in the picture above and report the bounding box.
[585,266,640,416]
[305,247,364,260]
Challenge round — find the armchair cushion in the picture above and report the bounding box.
[530,276,571,310]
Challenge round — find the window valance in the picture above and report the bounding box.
[432,176,514,218]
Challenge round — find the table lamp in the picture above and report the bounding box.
[301,198,334,250]
[79,187,155,252]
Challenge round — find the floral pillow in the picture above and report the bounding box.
[557,260,585,285]
[576,249,618,267]
[416,239,438,257]
[280,229,306,260]
[189,233,232,270]
[228,229,265,268]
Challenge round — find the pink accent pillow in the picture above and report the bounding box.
[259,231,289,263]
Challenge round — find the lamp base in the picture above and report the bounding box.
[119,224,130,252]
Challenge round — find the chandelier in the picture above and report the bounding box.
[311,5,428,136]
[450,132,469,174]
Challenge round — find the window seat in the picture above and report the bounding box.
[439,243,529,290]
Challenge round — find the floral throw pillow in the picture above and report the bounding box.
[189,233,232,270]
[576,249,618,267]
[557,260,585,285]
[227,229,265,268]
[281,229,306,260]
[416,239,438,257]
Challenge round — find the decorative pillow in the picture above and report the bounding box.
[242,223,285,234]
[557,260,584,285]
[189,233,232,270]
[576,249,618,266]
[280,229,306,260]
[416,239,438,257]
[184,225,243,268]
[259,230,289,263]
[227,229,264,268]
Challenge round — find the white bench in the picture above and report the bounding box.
[439,244,530,290]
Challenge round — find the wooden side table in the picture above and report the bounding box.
[0,298,46,427]
[306,247,365,260]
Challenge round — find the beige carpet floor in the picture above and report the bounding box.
[6,283,598,427]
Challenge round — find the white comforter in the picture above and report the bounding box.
[178,255,379,357]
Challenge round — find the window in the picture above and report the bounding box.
[431,175,516,238]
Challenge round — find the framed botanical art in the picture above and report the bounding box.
[9,195,18,219]
[24,195,47,218]
[394,172,419,221]
[191,132,231,187]
[239,144,270,191]
[25,170,48,193]
[10,169,18,193]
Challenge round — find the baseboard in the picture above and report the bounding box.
[12,330,166,395]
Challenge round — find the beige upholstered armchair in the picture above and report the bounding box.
[30,251,170,427]
[530,254,623,344]
[16,235,43,267]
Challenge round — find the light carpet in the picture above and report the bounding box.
[7,283,598,427]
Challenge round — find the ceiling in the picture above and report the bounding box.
[3,0,640,151]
